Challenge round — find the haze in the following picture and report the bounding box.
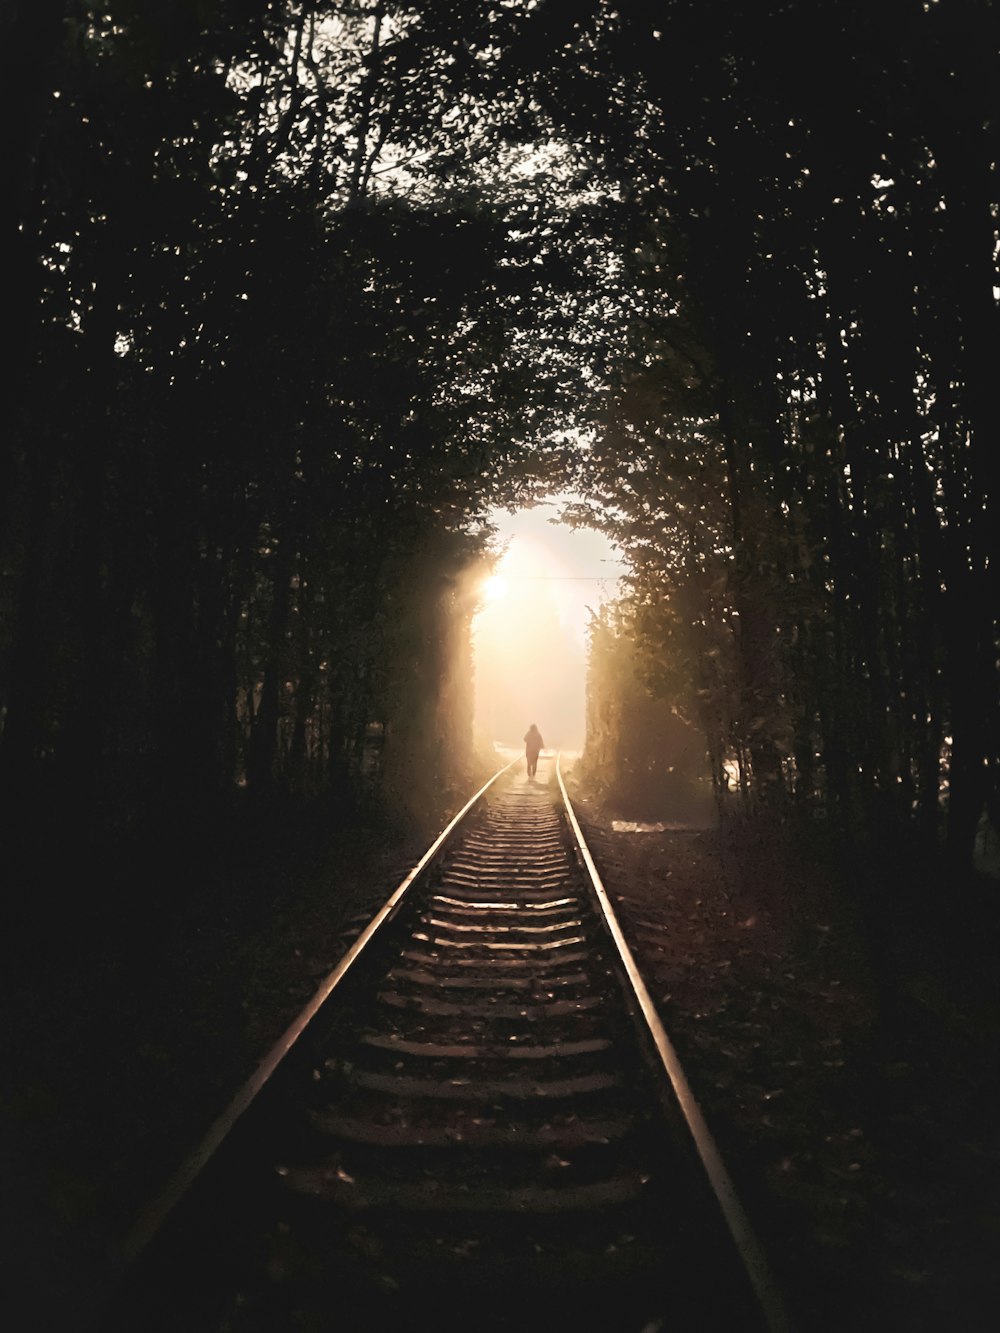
[472,500,625,752]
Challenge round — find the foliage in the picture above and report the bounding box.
[582,601,714,819]
[544,0,999,873]
[2,0,997,919]
[0,1,615,898]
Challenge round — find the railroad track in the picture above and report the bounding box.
[97,754,789,1332]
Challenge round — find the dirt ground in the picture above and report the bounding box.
[2,759,998,1330]
[564,763,1000,1333]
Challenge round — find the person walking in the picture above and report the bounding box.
[523,723,544,778]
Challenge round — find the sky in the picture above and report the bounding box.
[471,493,627,751]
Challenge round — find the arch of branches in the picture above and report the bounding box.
[2,2,996,893]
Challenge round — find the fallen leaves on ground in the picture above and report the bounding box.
[568,780,999,1333]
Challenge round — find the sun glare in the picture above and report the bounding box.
[473,535,587,751]
[482,574,509,602]
[472,502,625,755]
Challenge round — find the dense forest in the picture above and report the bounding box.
[572,0,999,890]
[2,1,998,952]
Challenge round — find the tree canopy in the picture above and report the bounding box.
[2,0,997,916]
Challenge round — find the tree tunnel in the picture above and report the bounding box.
[1,0,997,898]
[3,15,999,1330]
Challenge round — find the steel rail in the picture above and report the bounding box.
[555,752,794,1333]
[120,753,520,1268]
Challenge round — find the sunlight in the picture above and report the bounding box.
[472,503,624,754]
[482,574,509,602]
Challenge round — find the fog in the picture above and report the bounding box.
[472,504,625,753]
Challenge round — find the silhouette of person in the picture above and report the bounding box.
[523,723,544,778]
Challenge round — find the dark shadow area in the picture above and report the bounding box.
[568,773,1000,1333]
[0,798,449,1330]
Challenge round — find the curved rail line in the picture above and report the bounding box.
[95,753,791,1333]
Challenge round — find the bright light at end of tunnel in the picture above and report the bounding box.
[473,533,588,751]
[472,502,626,754]
[482,574,509,602]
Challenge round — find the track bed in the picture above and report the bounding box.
[100,760,781,1331]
